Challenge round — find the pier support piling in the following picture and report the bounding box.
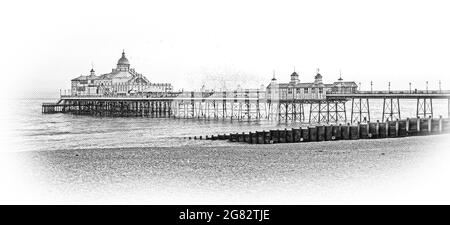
[417,98,433,119]
[382,98,401,122]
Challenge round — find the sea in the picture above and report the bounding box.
[1,97,448,152]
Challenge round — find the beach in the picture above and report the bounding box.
[4,133,450,204]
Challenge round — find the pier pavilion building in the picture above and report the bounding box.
[71,51,173,96]
[266,69,358,100]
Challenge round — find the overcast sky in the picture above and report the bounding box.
[2,0,449,97]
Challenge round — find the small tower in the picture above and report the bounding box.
[314,68,323,84]
[338,70,343,82]
[271,70,278,85]
[89,63,95,76]
[290,67,300,84]
[269,70,279,99]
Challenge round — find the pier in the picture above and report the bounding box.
[43,89,450,124]
[327,90,450,123]
[42,53,450,124]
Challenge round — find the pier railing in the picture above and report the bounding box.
[61,89,450,100]
[354,90,450,94]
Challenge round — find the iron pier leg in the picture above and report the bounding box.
[416,98,420,118]
[351,98,355,123]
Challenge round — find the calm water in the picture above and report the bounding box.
[2,97,448,152]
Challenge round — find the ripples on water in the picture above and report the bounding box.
[2,98,449,152]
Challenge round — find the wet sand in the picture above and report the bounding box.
[6,134,450,204]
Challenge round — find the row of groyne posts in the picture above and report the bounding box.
[190,116,450,144]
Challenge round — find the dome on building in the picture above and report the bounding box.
[289,70,300,84]
[315,68,322,79]
[117,50,130,65]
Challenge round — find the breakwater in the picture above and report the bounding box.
[196,116,449,144]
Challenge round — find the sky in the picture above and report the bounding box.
[1,0,450,97]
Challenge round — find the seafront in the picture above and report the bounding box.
[6,133,449,204]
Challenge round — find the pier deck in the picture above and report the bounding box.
[42,89,450,124]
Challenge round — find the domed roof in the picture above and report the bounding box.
[315,68,322,79]
[117,51,130,65]
[291,71,299,76]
